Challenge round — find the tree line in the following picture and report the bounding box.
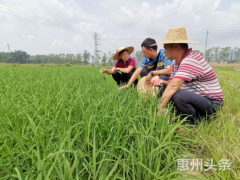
[205,47,240,63]
[130,47,240,64]
[0,47,240,66]
[0,50,116,66]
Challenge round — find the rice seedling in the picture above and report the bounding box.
[1,66,238,179]
[0,66,197,180]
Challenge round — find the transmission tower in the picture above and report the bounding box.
[92,32,101,66]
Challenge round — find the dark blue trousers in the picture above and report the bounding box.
[112,71,138,86]
[159,86,223,124]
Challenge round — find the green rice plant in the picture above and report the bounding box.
[0,66,208,179]
[190,66,240,180]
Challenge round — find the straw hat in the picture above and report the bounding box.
[113,46,134,60]
[137,76,160,98]
[152,27,200,45]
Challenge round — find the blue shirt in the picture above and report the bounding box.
[138,49,174,70]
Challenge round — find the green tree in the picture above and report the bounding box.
[107,52,114,66]
[205,48,214,62]
[212,47,220,63]
[235,48,240,61]
[76,53,82,64]
[9,50,30,64]
[135,51,144,65]
[219,47,231,62]
[83,50,90,65]
[101,53,107,66]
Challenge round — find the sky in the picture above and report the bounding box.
[0,0,239,56]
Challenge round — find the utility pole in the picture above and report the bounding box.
[7,44,10,52]
[7,44,10,63]
[204,30,209,62]
[92,32,101,66]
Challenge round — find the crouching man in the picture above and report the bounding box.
[118,38,173,90]
[151,27,224,124]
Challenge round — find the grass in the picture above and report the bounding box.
[0,66,196,180]
[191,66,240,179]
[0,65,239,179]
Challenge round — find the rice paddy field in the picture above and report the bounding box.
[0,64,239,179]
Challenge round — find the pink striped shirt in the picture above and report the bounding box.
[170,49,223,101]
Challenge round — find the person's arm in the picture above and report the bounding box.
[159,78,184,111]
[152,68,171,76]
[146,68,171,82]
[100,67,116,75]
[146,68,170,82]
[116,66,134,73]
[105,67,117,75]
[118,68,142,90]
[159,57,203,112]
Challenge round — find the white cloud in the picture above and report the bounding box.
[23,35,39,44]
[120,7,134,17]
[75,22,104,34]
[52,39,72,48]
[52,34,84,49]
[0,0,239,55]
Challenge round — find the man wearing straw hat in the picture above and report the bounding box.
[100,46,138,86]
[151,27,224,124]
[118,38,174,90]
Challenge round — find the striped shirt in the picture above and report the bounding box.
[139,49,173,70]
[170,48,223,101]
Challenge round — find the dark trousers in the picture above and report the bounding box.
[112,71,138,86]
[140,68,170,81]
[159,86,223,124]
[140,68,152,77]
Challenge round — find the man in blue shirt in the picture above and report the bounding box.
[119,38,174,90]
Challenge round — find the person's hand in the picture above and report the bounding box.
[151,79,165,87]
[118,85,128,90]
[116,67,120,71]
[146,73,153,82]
[100,68,106,74]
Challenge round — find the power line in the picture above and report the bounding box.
[1,2,240,56]
[102,39,119,48]
[0,3,93,35]
[102,38,121,47]
[0,10,92,36]
[102,29,240,38]
[102,32,206,41]
[0,3,119,50]
[102,36,165,40]
[211,30,240,32]
[101,30,207,36]
[2,3,240,36]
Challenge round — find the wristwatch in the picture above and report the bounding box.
[150,71,154,76]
